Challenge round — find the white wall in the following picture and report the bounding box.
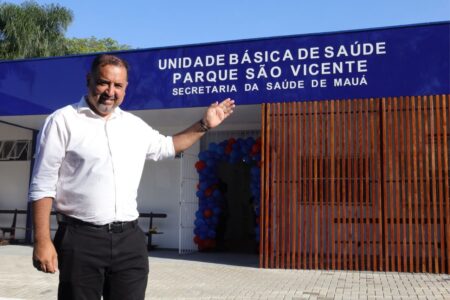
[0,122,33,140]
[136,158,181,249]
[0,123,33,239]
[136,124,200,249]
[0,161,30,210]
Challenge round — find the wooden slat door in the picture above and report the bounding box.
[260,95,450,273]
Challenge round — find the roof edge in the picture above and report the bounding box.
[1,20,449,64]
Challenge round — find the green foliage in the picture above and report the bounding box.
[0,1,131,60]
[0,1,73,59]
[64,37,131,55]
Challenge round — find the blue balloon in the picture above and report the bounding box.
[206,159,215,167]
[200,224,208,233]
[212,207,222,215]
[251,166,260,175]
[250,182,257,189]
[208,142,218,152]
[199,182,209,191]
[195,210,203,219]
[194,218,205,227]
[198,151,208,161]
[207,230,216,238]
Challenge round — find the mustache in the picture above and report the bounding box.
[99,94,117,102]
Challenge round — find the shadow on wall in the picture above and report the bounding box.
[148,248,259,268]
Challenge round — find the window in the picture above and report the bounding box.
[0,140,32,161]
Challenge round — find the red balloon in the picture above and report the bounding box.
[225,144,233,154]
[195,160,206,171]
[198,240,206,251]
[228,138,236,145]
[204,239,216,249]
[204,188,213,197]
[203,209,213,218]
[251,144,260,154]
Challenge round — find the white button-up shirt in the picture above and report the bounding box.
[29,97,175,225]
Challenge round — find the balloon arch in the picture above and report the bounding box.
[193,137,262,251]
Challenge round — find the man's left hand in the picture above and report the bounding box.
[203,98,235,129]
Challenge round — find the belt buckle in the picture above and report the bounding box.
[108,222,124,233]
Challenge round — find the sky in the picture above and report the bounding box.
[4,0,450,49]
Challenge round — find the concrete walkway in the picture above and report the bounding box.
[0,245,449,299]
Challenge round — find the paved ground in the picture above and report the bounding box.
[0,245,449,299]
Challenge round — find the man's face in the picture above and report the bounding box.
[86,64,128,118]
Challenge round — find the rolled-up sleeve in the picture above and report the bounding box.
[28,114,67,202]
[145,127,175,161]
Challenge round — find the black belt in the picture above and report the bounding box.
[57,214,137,233]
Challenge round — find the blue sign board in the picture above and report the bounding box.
[0,22,449,116]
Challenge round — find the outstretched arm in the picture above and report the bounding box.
[172,98,235,153]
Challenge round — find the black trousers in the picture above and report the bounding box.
[54,220,149,300]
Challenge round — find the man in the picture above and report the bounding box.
[29,54,235,300]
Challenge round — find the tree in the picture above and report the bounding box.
[0,1,73,59]
[64,37,131,55]
[0,1,132,59]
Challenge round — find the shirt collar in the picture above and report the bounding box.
[77,96,123,119]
